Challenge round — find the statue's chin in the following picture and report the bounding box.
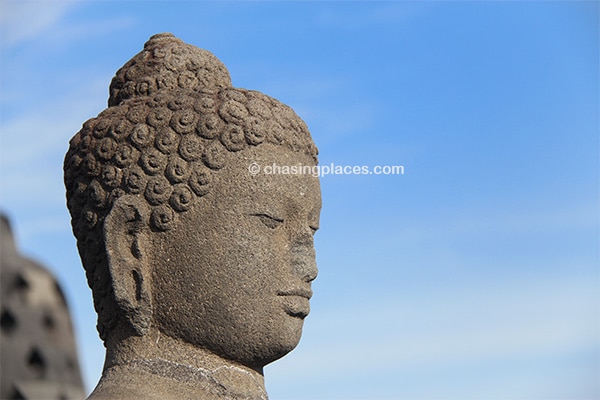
[228,331,303,368]
[176,321,304,368]
[250,318,305,366]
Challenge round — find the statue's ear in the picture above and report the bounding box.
[104,195,152,336]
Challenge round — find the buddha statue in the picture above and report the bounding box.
[64,33,321,399]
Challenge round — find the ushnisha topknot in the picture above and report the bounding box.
[108,33,232,107]
[64,33,318,341]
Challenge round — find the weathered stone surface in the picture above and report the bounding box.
[64,33,321,399]
[0,214,86,400]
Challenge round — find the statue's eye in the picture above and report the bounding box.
[253,213,283,229]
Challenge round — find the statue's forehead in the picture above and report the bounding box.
[212,147,321,214]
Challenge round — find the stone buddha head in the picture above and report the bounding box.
[64,33,320,398]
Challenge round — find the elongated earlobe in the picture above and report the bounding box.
[104,195,152,336]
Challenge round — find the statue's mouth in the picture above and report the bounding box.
[277,288,313,300]
[278,288,312,318]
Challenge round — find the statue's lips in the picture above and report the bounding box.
[277,288,312,318]
[277,288,313,299]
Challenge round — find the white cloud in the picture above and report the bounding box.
[0,1,133,65]
[0,75,108,210]
[319,277,593,369]
[267,275,598,398]
[386,201,598,249]
[0,0,79,47]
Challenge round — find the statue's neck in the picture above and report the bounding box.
[90,329,267,400]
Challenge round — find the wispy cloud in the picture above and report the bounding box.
[0,0,79,48]
[386,200,598,250]
[267,274,598,398]
[317,276,593,366]
[0,2,130,208]
[0,75,108,210]
[1,1,134,58]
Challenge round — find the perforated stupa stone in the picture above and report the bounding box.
[0,214,86,400]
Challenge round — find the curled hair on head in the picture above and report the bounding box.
[64,34,318,342]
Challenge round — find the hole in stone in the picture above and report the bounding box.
[42,313,55,330]
[15,273,29,290]
[66,356,76,371]
[1,309,17,333]
[27,348,46,376]
[11,387,26,400]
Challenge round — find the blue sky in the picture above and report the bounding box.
[1,1,598,399]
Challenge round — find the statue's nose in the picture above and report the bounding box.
[290,233,318,283]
